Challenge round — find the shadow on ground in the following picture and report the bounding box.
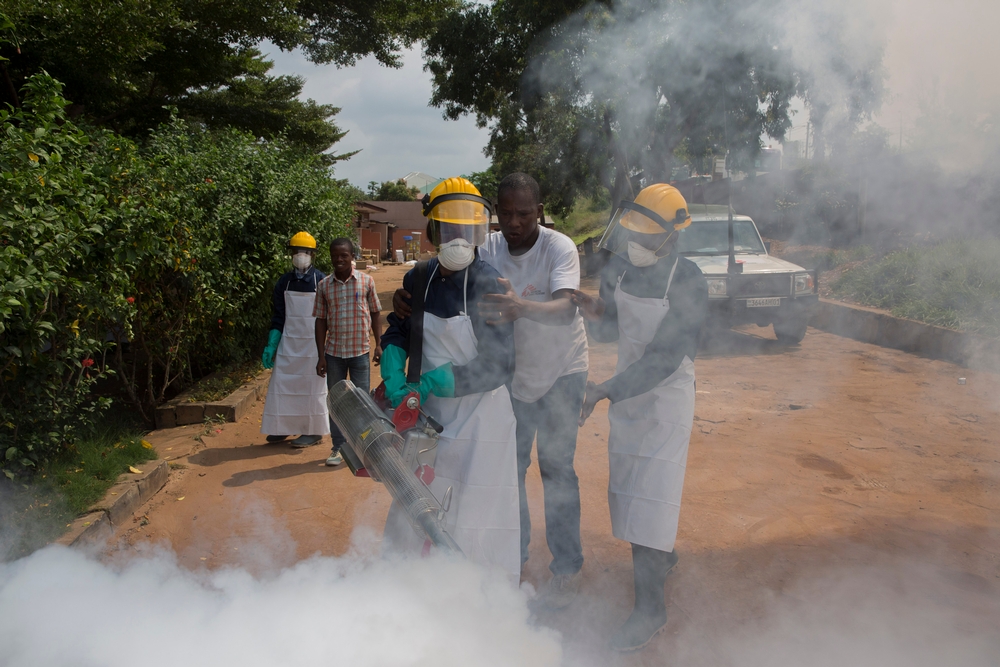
[189,442,319,467]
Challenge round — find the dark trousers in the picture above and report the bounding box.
[326,353,370,451]
[513,371,587,575]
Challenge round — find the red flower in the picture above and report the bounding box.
[218,319,223,325]
[126,296,135,304]
[205,178,213,184]
[81,358,94,368]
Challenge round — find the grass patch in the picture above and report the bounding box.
[810,245,874,270]
[833,239,1000,336]
[1,411,155,560]
[51,416,157,514]
[0,476,73,561]
[552,196,611,245]
[186,360,262,403]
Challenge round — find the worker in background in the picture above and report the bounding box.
[392,173,589,605]
[380,177,519,580]
[572,183,707,652]
[314,238,382,467]
[260,232,330,447]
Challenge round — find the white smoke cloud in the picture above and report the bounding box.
[876,0,1000,170]
[0,546,561,667]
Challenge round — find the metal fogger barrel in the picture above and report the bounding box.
[326,379,462,555]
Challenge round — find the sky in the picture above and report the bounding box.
[266,44,491,188]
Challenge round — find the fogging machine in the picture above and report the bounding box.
[326,379,462,555]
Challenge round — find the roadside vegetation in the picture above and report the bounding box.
[551,195,612,245]
[777,239,1000,337]
[2,0,433,550]
[1,75,354,487]
[833,240,1000,337]
[0,414,153,560]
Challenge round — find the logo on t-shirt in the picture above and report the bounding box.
[521,284,545,298]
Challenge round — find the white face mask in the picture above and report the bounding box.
[438,239,475,271]
[292,252,312,271]
[627,241,660,267]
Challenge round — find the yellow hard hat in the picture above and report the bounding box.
[619,184,692,234]
[423,177,491,247]
[289,231,317,249]
[423,177,491,225]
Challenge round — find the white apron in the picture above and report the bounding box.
[607,258,695,552]
[260,277,330,436]
[384,267,521,580]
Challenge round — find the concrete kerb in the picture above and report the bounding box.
[155,370,271,429]
[810,298,1000,372]
[55,460,167,550]
[58,370,271,550]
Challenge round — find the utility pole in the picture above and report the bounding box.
[723,90,741,276]
[805,121,810,161]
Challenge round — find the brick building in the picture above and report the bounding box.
[363,200,436,257]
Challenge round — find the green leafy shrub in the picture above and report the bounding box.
[834,239,1000,336]
[106,114,354,417]
[1,73,355,476]
[1,73,125,475]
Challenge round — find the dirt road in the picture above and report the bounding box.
[112,263,1000,663]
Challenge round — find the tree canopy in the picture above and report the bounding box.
[367,178,421,201]
[0,0,454,155]
[424,0,885,214]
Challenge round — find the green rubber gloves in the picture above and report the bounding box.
[261,329,281,369]
[381,345,417,407]
[419,363,455,401]
[382,347,455,407]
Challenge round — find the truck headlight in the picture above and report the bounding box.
[794,273,814,294]
[706,278,727,296]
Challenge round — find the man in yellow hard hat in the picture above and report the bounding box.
[572,183,708,652]
[260,231,330,447]
[393,173,590,605]
[379,177,520,580]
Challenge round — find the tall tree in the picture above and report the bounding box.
[0,0,454,155]
[367,179,421,201]
[424,0,884,214]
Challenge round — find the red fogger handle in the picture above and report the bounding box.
[369,383,436,483]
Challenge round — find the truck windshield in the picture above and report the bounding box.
[676,220,766,254]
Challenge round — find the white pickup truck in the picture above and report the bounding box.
[678,205,818,343]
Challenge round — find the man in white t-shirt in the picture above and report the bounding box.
[478,173,590,609]
[392,173,589,607]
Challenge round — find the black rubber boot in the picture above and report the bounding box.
[265,435,290,443]
[608,544,676,652]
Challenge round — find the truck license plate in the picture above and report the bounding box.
[746,297,781,307]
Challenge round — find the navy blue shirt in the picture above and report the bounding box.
[381,254,514,398]
[269,266,326,332]
[587,251,707,402]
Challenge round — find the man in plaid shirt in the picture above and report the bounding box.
[314,237,382,466]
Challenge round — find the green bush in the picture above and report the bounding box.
[1,73,355,476]
[1,74,124,475]
[834,239,1000,336]
[551,195,612,245]
[107,112,354,416]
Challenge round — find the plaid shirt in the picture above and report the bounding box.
[313,269,381,358]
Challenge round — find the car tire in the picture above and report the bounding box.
[773,316,808,344]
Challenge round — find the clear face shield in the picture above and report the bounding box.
[598,201,684,262]
[423,193,492,248]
